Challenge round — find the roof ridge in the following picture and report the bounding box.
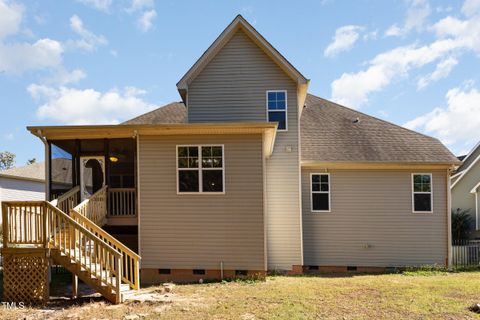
[305,93,443,143]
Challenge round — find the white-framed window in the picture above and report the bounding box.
[412,173,433,213]
[266,90,287,131]
[176,145,225,194]
[311,173,330,212]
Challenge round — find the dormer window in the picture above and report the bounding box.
[267,90,287,131]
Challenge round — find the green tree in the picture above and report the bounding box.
[0,151,15,170]
[451,208,474,241]
[27,158,36,165]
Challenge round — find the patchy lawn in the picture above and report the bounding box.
[1,272,480,319]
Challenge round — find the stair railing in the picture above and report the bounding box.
[54,186,80,213]
[1,200,123,302]
[73,185,108,226]
[71,209,141,290]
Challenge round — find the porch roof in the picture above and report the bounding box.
[27,122,278,157]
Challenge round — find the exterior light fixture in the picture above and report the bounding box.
[109,156,119,163]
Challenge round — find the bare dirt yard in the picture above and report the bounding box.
[1,271,480,320]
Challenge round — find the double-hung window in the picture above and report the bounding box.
[267,90,287,131]
[412,173,432,212]
[177,145,224,193]
[311,173,330,212]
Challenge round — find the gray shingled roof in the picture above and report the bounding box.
[0,162,45,181]
[122,102,187,124]
[120,94,458,164]
[301,94,458,163]
[0,159,74,184]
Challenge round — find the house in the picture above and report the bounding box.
[451,141,480,237]
[0,162,46,222]
[0,160,77,222]
[1,15,459,304]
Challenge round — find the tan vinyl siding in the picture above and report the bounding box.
[302,169,448,267]
[187,28,303,270]
[138,134,265,270]
[188,29,296,123]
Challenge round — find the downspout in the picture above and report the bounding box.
[446,166,453,268]
[33,130,50,201]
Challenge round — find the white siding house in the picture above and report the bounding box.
[0,162,46,222]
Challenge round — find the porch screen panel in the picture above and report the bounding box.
[50,142,74,200]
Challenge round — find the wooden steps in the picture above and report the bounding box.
[2,187,140,305]
[51,248,130,303]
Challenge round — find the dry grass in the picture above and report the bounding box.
[1,271,480,319]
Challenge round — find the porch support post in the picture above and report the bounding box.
[72,274,78,299]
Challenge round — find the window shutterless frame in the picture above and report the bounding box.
[266,90,288,132]
[411,173,433,213]
[176,144,225,195]
[310,172,331,213]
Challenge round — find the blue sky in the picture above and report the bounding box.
[1,0,480,166]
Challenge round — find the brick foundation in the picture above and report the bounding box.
[141,268,266,285]
[288,265,305,275]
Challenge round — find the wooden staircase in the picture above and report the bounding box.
[1,186,140,304]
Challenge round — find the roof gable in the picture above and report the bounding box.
[451,142,480,189]
[176,15,308,102]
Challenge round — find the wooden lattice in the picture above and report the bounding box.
[2,249,49,305]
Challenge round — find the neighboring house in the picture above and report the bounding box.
[4,15,459,300]
[451,141,480,236]
[0,162,46,222]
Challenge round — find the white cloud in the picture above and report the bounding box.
[363,30,378,41]
[332,0,480,108]
[29,84,158,124]
[404,86,480,150]
[46,68,87,85]
[385,0,431,37]
[0,1,64,75]
[67,15,107,51]
[331,40,458,108]
[417,57,458,90]
[137,9,157,32]
[0,0,23,39]
[0,39,63,74]
[128,0,154,12]
[462,0,480,16]
[324,25,364,58]
[3,133,14,141]
[76,0,112,12]
[432,15,480,53]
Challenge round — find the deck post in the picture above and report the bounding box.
[134,258,140,290]
[2,203,8,248]
[72,274,78,299]
[42,203,48,248]
[116,254,122,303]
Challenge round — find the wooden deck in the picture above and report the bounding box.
[1,186,141,304]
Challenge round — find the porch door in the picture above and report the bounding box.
[80,156,105,201]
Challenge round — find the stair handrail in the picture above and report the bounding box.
[73,185,108,226]
[45,201,123,299]
[1,200,123,302]
[70,209,141,290]
[55,186,80,213]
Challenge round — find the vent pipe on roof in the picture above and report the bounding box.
[353,117,360,124]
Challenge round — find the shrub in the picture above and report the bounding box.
[451,208,474,241]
